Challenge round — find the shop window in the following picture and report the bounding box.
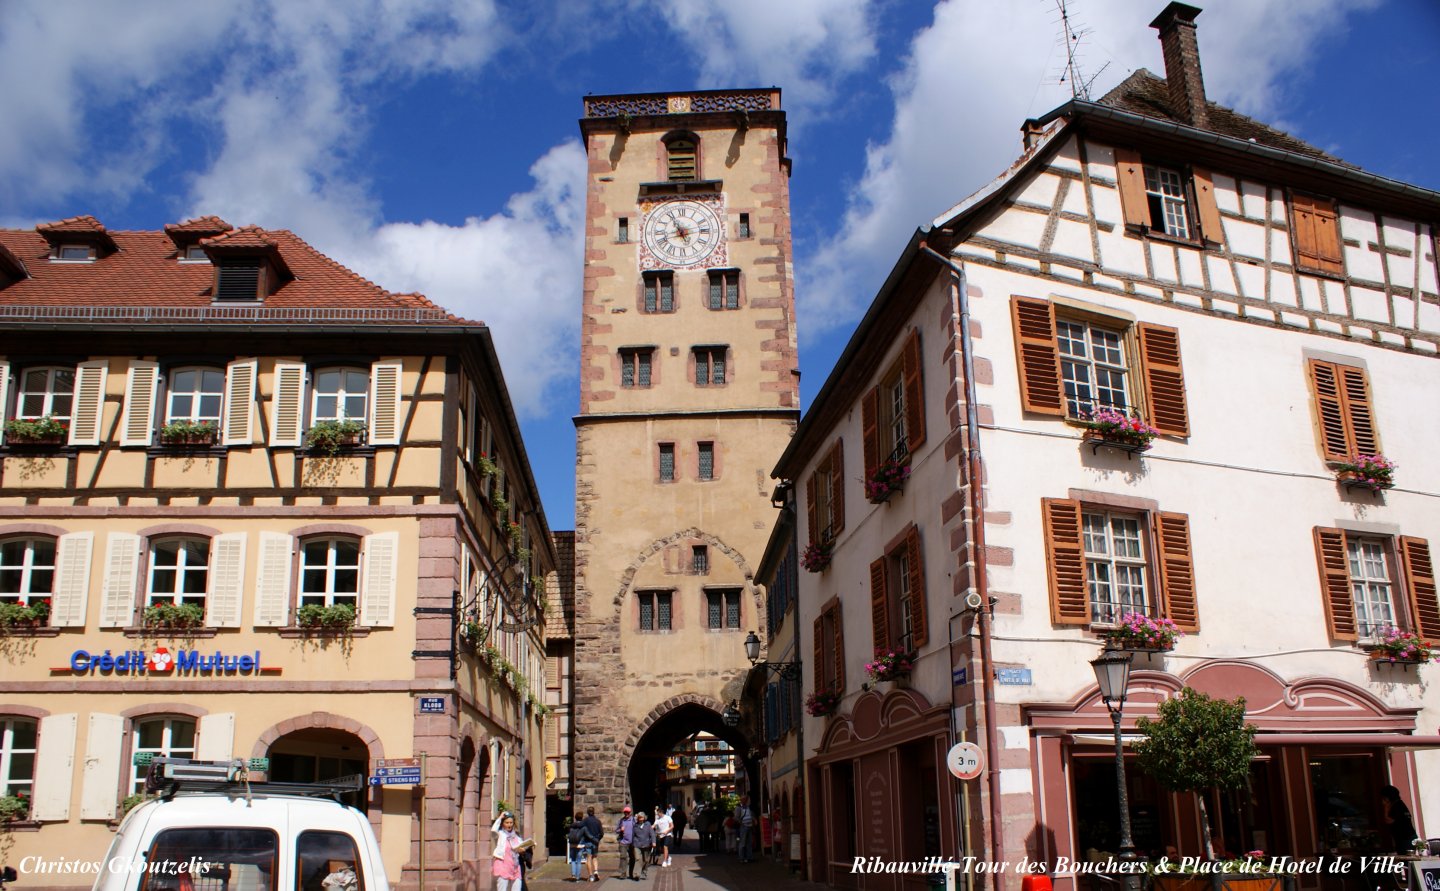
[300,537,361,609]
[812,598,845,694]
[861,330,926,482]
[638,590,672,632]
[1112,148,1224,244]
[130,717,195,795]
[0,537,56,607]
[147,537,210,611]
[311,368,368,424]
[693,347,727,386]
[1306,359,1379,464]
[869,526,928,654]
[643,272,675,313]
[1011,296,1190,435]
[806,440,844,546]
[297,830,367,891]
[0,717,36,801]
[706,588,740,631]
[1313,529,1437,643]
[15,366,76,424]
[166,367,224,426]
[620,348,653,389]
[1291,193,1344,276]
[707,270,739,310]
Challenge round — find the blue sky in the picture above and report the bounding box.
[2,0,1436,532]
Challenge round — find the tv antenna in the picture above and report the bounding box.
[1053,0,1109,101]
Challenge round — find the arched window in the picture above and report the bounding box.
[165,367,224,425]
[0,717,36,801]
[0,537,56,606]
[16,367,75,422]
[312,368,369,423]
[147,538,210,609]
[130,716,195,795]
[300,537,361,609]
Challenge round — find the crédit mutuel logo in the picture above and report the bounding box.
[59,646,279,676]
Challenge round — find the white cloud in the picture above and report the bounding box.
[799,0,1380,336]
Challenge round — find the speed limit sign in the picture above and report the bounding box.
[946,741,984,780]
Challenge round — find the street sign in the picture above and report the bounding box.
[996,667,1033,686]
[946,741,984,781]
[952,667,968,686]
[418,697,446,714]
[370,767,423,786]
[374,758,421,769]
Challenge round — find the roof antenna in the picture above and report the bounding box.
[1053,0,1109,101]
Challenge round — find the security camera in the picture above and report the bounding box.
[963,591,985,612]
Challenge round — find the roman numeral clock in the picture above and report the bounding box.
[640,196,726,269]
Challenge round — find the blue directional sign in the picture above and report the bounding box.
[952,667,969,686]
[370,767,423,785]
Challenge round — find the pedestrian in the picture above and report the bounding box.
[735,795,755,863]
[490,811,524,891]
[567,810,595,882]
[1382,785,1419,854]
[672,805,688,853]
[723,812,736,853]
[582,806,604,881]
[653,807,674,867]
[633,811,656,879]
[615,806,637,879]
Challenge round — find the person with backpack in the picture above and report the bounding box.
[567,810,596,882]
[582,806,604,881]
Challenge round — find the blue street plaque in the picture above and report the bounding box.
[419,697,446,714]
[996,667,1033,686]
[952,667,969,686]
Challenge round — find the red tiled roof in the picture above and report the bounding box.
[164,216,233,237]
[0,220,475,323]
[36,215,108,236]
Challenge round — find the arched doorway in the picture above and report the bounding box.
[266,726,369,810]
[623,699,754,816]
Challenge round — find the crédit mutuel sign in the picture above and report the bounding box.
[58,647,281,676]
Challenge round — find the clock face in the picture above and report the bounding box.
[642,200,723,268]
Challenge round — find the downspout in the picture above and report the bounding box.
[919,241,1004,887]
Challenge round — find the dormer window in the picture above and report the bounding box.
[214,261,262,301]
[54,245,95,262]
[181,245,210,263]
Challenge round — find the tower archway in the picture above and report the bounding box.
[620,695,755,817]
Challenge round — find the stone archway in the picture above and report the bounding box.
[618,694,754,818]
[252,711,384,836]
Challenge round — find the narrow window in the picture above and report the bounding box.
[0,538,56,607]
[738,213,751,238]
[1142,165,1191,238]
[618,217,630,243]
[697,442,714,481]
[706,589,739,630]
[1348,536,1395,638]
[181,245,209,263]
[643,272,675,313]
[638,590,673,631]
[667,138,698,181]
[55,245,94,262]
[694,347,727,386]
[692,546,709,574]
[0,718,37,801]
[707,270,739,310]
[659,443,675,482]
[620,349,653,389]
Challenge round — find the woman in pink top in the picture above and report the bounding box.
[491,812,523,891]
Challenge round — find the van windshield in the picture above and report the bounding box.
[138,827,277,891]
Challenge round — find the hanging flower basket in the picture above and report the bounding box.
[800,540,832,573]
[1366,625,1432,664]
[865,456,911,503]
[1103,612,1181,652]
[159,420,219,446]
[1334,454,1395,491]
[1078,407,1158,452]
[805,689,841,717]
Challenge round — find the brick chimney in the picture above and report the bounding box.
[1149,2,1208,129]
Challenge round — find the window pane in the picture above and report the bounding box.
[698,444,713,480]
[137,721,166,749]
[171,721,196,749]
[708,593,721,629]
[657,593,672,630]
[198,394,222,419]
[344,395,366,419]
[621,357,635,388]
[726,591,740,628]
[316,371,341,392]
[316,396,338,419]
[153,541,181,567]
[334,540,361,564]
[345,371,368,392]
[303,569,327,592]
[638,353,651,387]
[334,569,359,593]
[0,569,21,593]
[640,596,653,630]
[713,353,725,384]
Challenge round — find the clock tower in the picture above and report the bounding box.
[572,89,799,814]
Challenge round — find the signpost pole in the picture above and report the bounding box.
[418,753,427,891]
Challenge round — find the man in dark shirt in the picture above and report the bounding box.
[582,806,605,881]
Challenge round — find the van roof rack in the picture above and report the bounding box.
[140,757,364,802]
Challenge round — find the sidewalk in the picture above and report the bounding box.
[525,845,825,891]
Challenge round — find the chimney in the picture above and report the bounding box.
[1149,2,1208,129]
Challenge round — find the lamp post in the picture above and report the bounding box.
[1091,648,1140,891]
[743,630,805,873]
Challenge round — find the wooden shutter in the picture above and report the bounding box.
[253,532,293,627]
[268,362,306,447]
[223,358,257,445]
[869,557,889,651]
[1338,364,1379,456]
[1137,323,1190,437]
[1313,527,1358,641]
[831,602,846,692]
[31,713,77,821]
[98,532,140,628]
[902,329,926,451]
[368,361,403,446]
[69,360,109,446]
[206,532,246,628]
[1010,296,1064,416]
[119,360,158,447]
[1043,498,1089,625]
[195,713,236,762]
[1307,360,1351,462]
[805,473,819,547]
[1113,147,1150,229]
[79,712,123,820]
[1400,537,1440,641]
[1292,193,1344,275]
[813,615,826,690]
[1154,513,1199,632]
[904,526,927,648]
[830,440,845,536]
[861,387,880,478]
[0,360,8,445]
[51,531,94,628]
[360,531,399,627]
[1191,167,1226,245]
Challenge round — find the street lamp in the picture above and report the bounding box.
[1091,648,1139,891]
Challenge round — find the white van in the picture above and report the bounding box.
[89,759,388,891]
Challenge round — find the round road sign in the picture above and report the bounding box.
[946,741,984,780]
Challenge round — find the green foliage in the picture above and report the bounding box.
[490,490,509,515]
[120,794,146,816]
[296,602,356,629]
[0,599,50,627]
[159,419,218,442]
[0,793,29,821]
[304,420,366,455]
[1135,687,1257,796]
[143,602,206,629]
[4,415,68,441]
[477,456,498,478]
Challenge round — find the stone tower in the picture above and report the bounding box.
[572,89,799,815]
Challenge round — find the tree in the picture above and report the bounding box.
[1135,687,1257,860]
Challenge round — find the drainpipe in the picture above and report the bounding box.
[919,241,1005,889]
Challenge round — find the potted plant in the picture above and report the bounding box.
[1334,453,1396,490]
[1367,625,1432,664]
[143,601,206,630]
[304,419,366,455]
[296,602,357,630]
[459,610,486,647]
[1104,613,1182,653]
[800,540,833,573]
[1078,407,1159,451]
[159,419,218,446]
[507,521,524,552]
[0,791,29,822]
[865,646,916,684]
[4,415,68,446]
[477,455,498,478]
[805,689,841,717]
[1136,687,1258,867]
[0,598,49,630]
[865,455,911,503]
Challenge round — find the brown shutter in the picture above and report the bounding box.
[1114,147,1150,229]
[805,473,819,547]
[1307,359,1352,462]
[1137,323,1190,437]
[813,615,827,691]
[1338,364,1379,456]
[1400,537,1440,641]
[1154,512,1199,632]
[870,556,889,652]
[830,440,845,536]
[1043,498,1089,626]
[861,387,880,477]
[1293,193,1343,275]
[1010,296,1064,416]
[1313,527,1358,641]
[902,329,926,452]
[905,526,927,648]
[1191,167,1226,245]
[832,602,846,692]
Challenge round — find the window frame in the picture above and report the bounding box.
[1112,148,1224,247]
[310,367,369,425]
[1081,508,1154,627]
[643,272,676,314]
[697,441,715,481]
[1314,528,1437,645]
[706,269,741,310]
[1056,316,1133,420]
[814,598,845,694]
[637,589,673,632]
[0,716,37,800]
[299,536,362,610]
[15,366,76,423]
[870,526,927,655]
[1347,535,1398,640]
[164,366,226,426]
[52,244,95,263]
[129,716,196,795]
[691,545,709,575]
[619,348,654,389]
[705,587,741,631]
[692,346,727,387]
[0,537,57,606]
[146,536,212,611]
[658,443,676,483]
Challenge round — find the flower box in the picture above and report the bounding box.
[1078,407,1158,454]
[296,603,356,631]
[159,421,218,447]
[865,647,916,683]
[142,602,206,631]
[801,541,833,573]
[805,690,840,717]
[1334,454,1395,491]
[304,420,366,455]
[1365,626,1432,664]
[0,598,50,631]
[1102,613,1182,652]
[865,456,911,504]
[4,416,68,447]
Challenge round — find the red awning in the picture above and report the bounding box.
[1253,734,1440,748]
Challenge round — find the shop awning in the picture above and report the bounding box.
[1253,734,1440,748]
